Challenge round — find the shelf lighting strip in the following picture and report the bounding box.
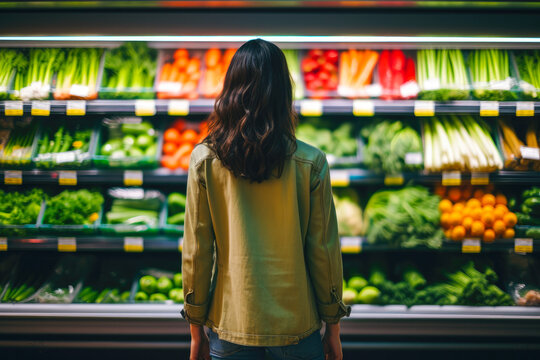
[1,35,540,43]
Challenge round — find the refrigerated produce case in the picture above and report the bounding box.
[1,1,540,356]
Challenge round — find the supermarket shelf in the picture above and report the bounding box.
[1,304,539,350]
[3,169,540,186]
[1,100,539,116]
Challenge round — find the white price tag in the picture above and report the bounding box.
[135,100,156,116]
[66,100,86,116]
[58,237,77,252]
[59,170,77,186]
[516,102,535,117]
[515,238,533,253]
[405,152,423,165]
[0,237,7,251]
[4,170,22,185]
[178,237,184,252]
[352,100,374,116]
[365,84,382,97]
[55,151,77,164]
[124,170,143,186]
[168,100,190,116]
[480,101,499,117]
[300,100,323,117]
[442,171,461,186]
[69,84,90,98]
[471,172,490,185]
[341,237,362,253]
[384,173,404,186]
[414,101,435,117]
[124,237,144,252]
[330,170,350,187]
[423,78,441,91]
[400,80,420,98]
[158,81,182,94]
[462,239,481,253]
[4,101,23,116]
[520,146,540,160]
[31,101,51,116]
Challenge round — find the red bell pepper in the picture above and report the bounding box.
[378,50,392,100]
[404,57,416,82]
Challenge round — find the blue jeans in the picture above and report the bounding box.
[208,329,324,360]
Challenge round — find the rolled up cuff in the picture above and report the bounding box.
[317,300,351,324]
[181,293,209,325]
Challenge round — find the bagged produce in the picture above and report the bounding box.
[53,48,103,100]
[333,188,363,236]
[468,49,518,101]
[498,119,540,171]
[0,117,38,167]
[157,48,201,99]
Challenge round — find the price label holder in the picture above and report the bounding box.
[0,237,7,251]
[405,152,423,165]
[300,100,323,117]
[480,101,499,117]
[352,100,374,117]
[168,100,190,116]
[4,170,22,185]
[330,170,350,187]
[520,146,540,160]
[135,100,156,116]
[124,237,144,252]
[31,101,51,116]
[341,237,362,253]
[4,101,23,116]
[178,237,184,252]
[59,171,77,186]
[515,238,533,254]
[471,172,490,185]
[124,170,143,186]
[462,239,481,253]
[516,102,535,117]
[414,101,435,117]
[442,171,461,186]
[66,100,86,116]
[384,173,404,186]
[58,237,77,252]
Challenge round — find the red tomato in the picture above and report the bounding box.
[164,128,181,144]
[324,50,339,63]
[163,141,178,155]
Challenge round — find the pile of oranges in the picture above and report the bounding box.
[437,186,518,243]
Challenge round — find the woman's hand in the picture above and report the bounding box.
[190,324,210,360]
[322,322,343,360]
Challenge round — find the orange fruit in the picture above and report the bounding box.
[503,228,515,239]
[495,194,507,206]
[481,193,496,207]
[451,225,466,241]
[462,207,472,218]
[439,199,453,213]
[449,212,463,227]
[462,186,472,200]
[453,202,465,213]
[434,185,447,198]
[440,213,452,229]
[483,229,496,243]
[483,205,495,213]
[503,212,517,228]
[467,198,482,209]
[462,217,474,232]
[471,208,483,221]
[471,221,485,237]
[493,220,506,237]
[495,204,508,214]
[448,188,461,202]
[482,212,495,228]
[493,207,506,221]
[473,188,485,200]
[444,229,452,239]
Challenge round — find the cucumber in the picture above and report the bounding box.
[523,187,540,199]
[525,227,540,239]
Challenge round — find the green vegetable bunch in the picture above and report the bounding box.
[362,120,423,174]
[468,49,517,101]
[55,48,103,100]
[515,186,540,237]
[43,189,103,225]
[363,186,443,249]
[296,118,358,159]
[0,188,45,233]
[515,50,540,100]
[168,192,186,225]
[0,120,38,166]
[0,49,27,100]
[101,42,157,99]
[37,123,93,168]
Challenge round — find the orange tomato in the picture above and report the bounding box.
[164,128,182,144]
[172,118,187,132]
[448,188,461,202]
[163,141,178,156]
[179,155,191,170]
[481,193,496,207]
[439,199,453,213]
[174,48,189,60]
[470,221,485,237]
[483,229,496,243]
[503,212,518,228]
[161,155,177,170]
[181,129,200,144]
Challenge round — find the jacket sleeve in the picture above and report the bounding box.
[305,155,351,324]
[181,155,215,326]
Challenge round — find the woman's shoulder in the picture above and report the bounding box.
[191,142,217,164]
[294,139,326,165]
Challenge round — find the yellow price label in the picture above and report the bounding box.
[4,170,22,185]
[66,100,86,116]
[135,100,156,116]
[58,237,77,252]
[352,100,374,117]
[178,237,184,252]
[442,171,461,186]
[124,237,144,252]
[480,101,499,117]
[300,100,323,117]
[4,101,23,116]
[168,100,190,116]
[516,102,534,117]
[341,237,362,254]
[414,101,435,117]
[0,237,7,251]
[330,170,350,187]
[59,171,77,186]
[462,239,481,253]
[124,170,143,186]
[384,173,404,186]
[471,172,490,185]
[515,238,533,253]
[31,101,51,116]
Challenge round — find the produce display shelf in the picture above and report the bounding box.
[3,169,540,185]
[1,100,539,116]
[2,237,538,253]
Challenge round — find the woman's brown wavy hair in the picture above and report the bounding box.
[205,39,297,182]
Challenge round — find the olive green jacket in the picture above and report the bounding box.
[181,140,350,347]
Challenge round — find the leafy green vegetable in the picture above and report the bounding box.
[296,118,358,159]
[0,188,45,231]
[0,120,38,166]
[515,50,540,99]
[0,49,27,100]
[468,49,517,101]
[36,122,93,168]
[54,48,103,100]
[43,189,103,225]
